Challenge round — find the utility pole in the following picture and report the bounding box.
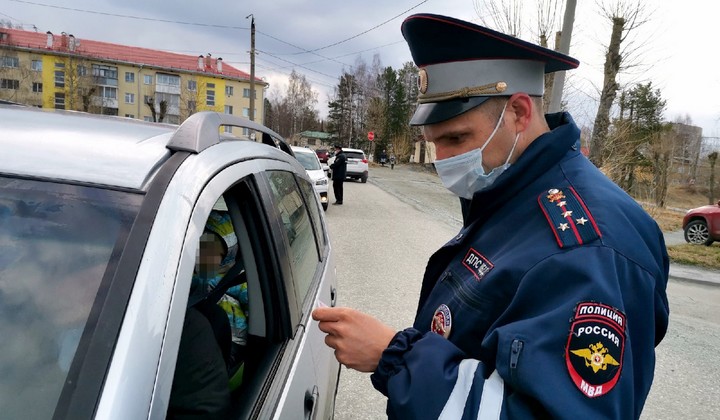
[548,0,577,113]
[246,14,256,121]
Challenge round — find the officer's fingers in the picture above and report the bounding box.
[312,306,347,322]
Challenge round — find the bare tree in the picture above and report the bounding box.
[474,0,524,37]
[589,0,652,167]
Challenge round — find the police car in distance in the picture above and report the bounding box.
[0,105,340,419]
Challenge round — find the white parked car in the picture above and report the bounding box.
[0,105,339,420]
[292,146,329,210]
[327,147,369,183]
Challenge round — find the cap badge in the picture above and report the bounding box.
[431,304,452,338]
[495,81,507,93]
[418,68,429,94]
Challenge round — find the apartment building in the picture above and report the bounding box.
[0,27,266,130]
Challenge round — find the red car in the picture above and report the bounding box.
[683,200,720,245]
[315,148,329,163]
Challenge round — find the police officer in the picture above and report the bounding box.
[313,14,669,419]
[330,144,347,205]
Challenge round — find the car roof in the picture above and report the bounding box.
[342,148,365,154]
[291,146,316,154]
[0,105,290,191]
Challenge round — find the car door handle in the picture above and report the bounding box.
[304,385,319,420]
[330,286,337,307]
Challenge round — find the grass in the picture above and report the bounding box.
[666,243,720,270]
[639,185,720,270]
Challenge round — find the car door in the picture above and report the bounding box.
[127,153,334,419]
[260,170,338,419]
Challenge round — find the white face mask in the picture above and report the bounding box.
[433,102,520,199]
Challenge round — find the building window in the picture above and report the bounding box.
[125,92,135,104]
[206,89,215,106]
[242,107,249,118]
[54,92,65,109]
[243,88,252,98]
[98,86,117,99]
[144,116,153,122]
[77,65,87,76]
[125,72,135,83]
[187,80,197,91]
[0,79,19,89]
[92,64,118,87]
[54,71,65,87]
[92,64,118,80]
[31,60,42,71]
[224,105,233,114]
[156,73,180,87]
[55,62,65,69]
[144,95,152,105]
[155,92,180,112]
[1,56,19,68]
[225,85,233,96]
[32,82,43,93]
[125,114,135,118]
[144,75,153,85]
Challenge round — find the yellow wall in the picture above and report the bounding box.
[1,45,265,124]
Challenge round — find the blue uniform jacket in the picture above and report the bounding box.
[371,113,670,419]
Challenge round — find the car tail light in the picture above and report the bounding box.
[362,158,368,163]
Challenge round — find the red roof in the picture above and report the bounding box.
[0,27,261,83]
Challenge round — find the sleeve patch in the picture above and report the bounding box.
[537,187,601,248]
[566,302,625,398]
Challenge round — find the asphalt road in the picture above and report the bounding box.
[324,164,720,419]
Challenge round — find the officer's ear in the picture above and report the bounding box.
[507,93,534,133]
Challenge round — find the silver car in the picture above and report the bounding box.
[0,106,339,419]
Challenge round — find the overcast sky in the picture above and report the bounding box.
[3,0,719,138]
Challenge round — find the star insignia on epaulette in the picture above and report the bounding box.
[538,187,602,248]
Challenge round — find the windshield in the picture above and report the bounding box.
[295,151,322,171]
[0,176,142,419]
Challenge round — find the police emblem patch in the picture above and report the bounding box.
[462,248,494,281]
[431,304,452,338]
[566,302,626,398]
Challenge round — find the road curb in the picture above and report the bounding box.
[669,274,720,288]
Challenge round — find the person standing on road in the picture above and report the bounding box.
[313,14,669,419]
[330,144,347,205]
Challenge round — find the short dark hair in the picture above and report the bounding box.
[334,144,342,150]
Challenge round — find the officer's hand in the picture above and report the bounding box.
[312,306,396,373]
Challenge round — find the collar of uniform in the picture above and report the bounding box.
[462,112,581,227]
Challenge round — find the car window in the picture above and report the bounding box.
[294,151,321,171]
[0,176,141,419]
[297,176,326,250]
[345,151,365,160]
[266,171,319,304]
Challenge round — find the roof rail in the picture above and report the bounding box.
[167,111,292,155]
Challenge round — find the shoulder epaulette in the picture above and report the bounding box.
[538,187,602,248]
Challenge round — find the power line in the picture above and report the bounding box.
[8,0,250,30]
[277,0,430,55]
